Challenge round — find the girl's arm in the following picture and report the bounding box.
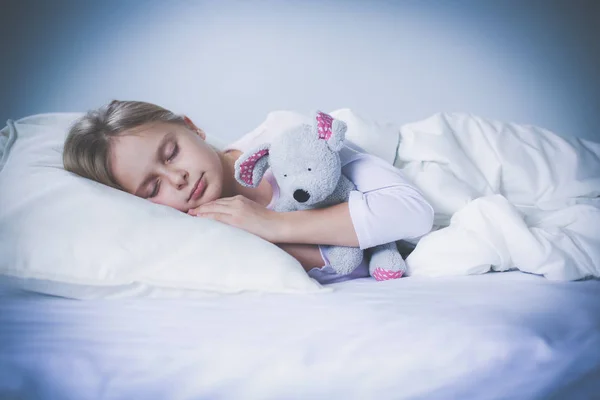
[277,202,359,246]
[275,153,434,249]
[278,243,325,272]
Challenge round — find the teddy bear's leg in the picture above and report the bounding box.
[321,245,364,276]
[369,242,406,281]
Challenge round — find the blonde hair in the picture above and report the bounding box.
[63,100,186,189]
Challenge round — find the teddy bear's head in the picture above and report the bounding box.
[235,111,347,207]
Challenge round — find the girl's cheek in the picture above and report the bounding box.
[149,195,169,208]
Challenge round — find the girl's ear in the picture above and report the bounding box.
[234,144,271,188]
[183,115,206,140]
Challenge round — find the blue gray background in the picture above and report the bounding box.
[1,0,599,142]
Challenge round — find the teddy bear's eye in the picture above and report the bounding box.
[284,174,287,177]
[308,168,312,171]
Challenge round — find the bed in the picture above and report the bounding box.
[1,271,599,399]
[2,108,600,399]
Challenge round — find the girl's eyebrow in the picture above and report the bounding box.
[134,131,175,196]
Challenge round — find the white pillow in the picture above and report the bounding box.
[0,113,326,299]
[226,109,401,165]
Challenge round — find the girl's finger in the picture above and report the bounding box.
[195,202,234,215]
[197,212,233,224]
[201,198,237,208]
[213,196,241,202]
[214,195,249,205]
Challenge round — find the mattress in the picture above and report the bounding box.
[1,272,599,399]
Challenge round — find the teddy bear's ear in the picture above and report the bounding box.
[314,111,347,152]
[234,144,271,188]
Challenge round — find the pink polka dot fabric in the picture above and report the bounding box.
[239,148,269,186]
[316,112,334,140]
[372,268,404,281]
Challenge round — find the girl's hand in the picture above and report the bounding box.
[188,195,283,243]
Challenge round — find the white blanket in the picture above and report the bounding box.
[396,113,600,280]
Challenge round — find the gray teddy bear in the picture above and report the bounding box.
[234,111,406,281]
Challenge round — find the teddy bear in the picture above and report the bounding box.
[234,111,406,281]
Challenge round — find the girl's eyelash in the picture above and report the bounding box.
[149,179,161,198]
[148,140,176,198]
[167,143,179,162]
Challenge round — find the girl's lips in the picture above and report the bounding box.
[189,174,206,202]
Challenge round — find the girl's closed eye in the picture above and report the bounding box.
[147,179,161,198]
[166,142,179,163]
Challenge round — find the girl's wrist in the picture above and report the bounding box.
[272,212,292,243]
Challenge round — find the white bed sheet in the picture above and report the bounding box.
[1,272,599,400]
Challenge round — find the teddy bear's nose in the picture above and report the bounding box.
[293,189,310,203]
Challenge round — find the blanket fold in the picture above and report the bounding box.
[397,113,600,280]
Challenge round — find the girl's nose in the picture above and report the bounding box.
[167,168,188,189]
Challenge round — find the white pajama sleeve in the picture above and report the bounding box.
[343,153,435,250]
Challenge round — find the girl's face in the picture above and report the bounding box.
[109,121,224,212]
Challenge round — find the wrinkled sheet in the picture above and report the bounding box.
[395,113,600,280]
[1,272,599,399]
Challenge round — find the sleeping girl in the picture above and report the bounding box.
[62,100,434,284]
